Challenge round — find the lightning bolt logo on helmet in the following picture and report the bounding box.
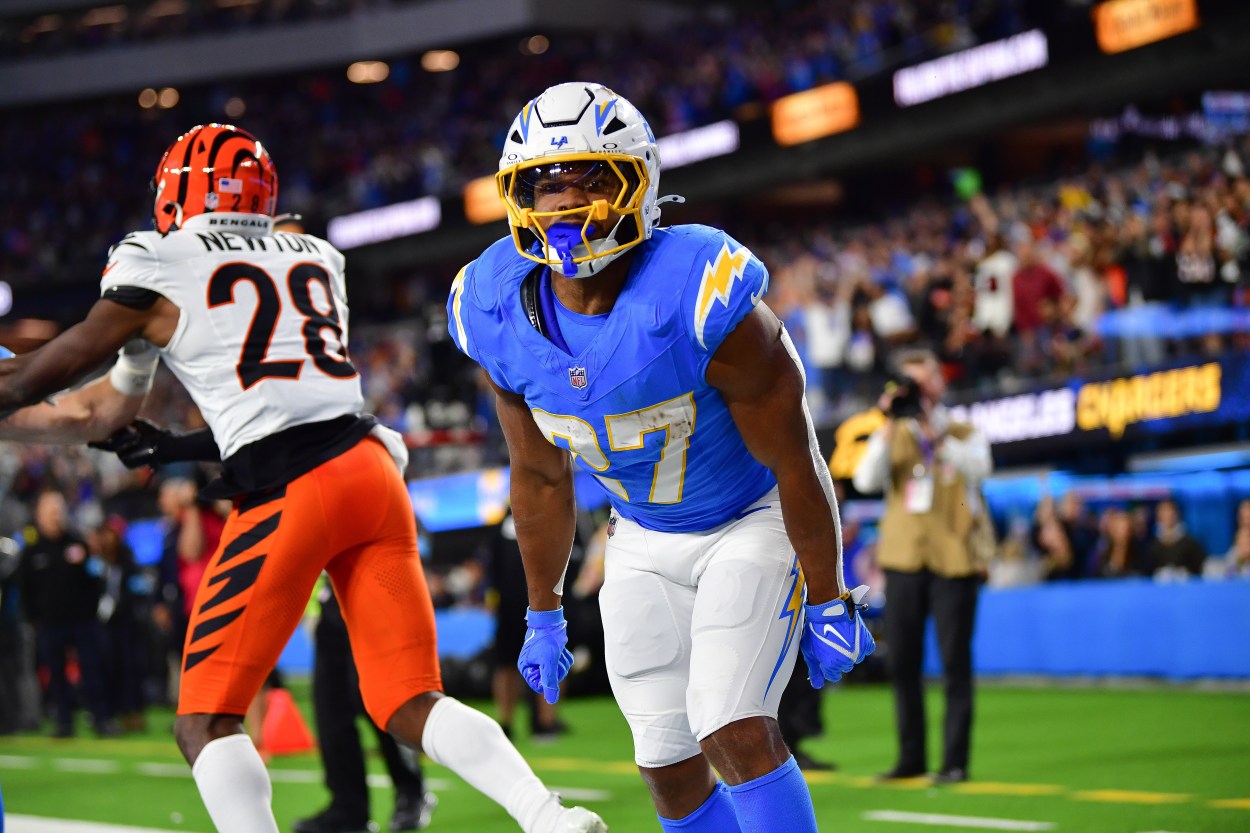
[495,82,679,280]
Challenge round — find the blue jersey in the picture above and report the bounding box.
[448,224,777,532]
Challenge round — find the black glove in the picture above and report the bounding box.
[90,419,220,468]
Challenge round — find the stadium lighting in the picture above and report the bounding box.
[224,97,246,118]
[137,88,158,109]
[82,5,128,26]
[327,197,442,249]
[26,14,63,34]
[147,0,187,18]
[464,176,507,225]
[771,82,860,146]
[657,121,740,169]
[421,50,460,72]
[347,61,389,84]
[893,29,1049,107]
[1093,0,1199,54]
[157,87,179,109]
[521,35,550,55]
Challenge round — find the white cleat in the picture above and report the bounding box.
[558,806,608,832]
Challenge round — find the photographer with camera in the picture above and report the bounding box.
[852,349,992,784]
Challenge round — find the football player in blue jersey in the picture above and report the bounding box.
[449,82,875,833]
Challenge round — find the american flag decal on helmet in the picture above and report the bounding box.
[568,366,587,388]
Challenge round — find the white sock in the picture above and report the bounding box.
[421,697,564,833]
[191,734,279,833]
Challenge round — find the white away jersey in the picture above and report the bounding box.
[100,213,363,459]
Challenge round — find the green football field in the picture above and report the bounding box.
[2,682,1249,833]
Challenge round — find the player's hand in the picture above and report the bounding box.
[800,584,876,689]
[88,418,171,468]
[518,606,574,704]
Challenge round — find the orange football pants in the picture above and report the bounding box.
[177,437,441,728]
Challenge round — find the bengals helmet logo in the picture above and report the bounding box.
[151,123,278,234]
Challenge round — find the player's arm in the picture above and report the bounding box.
[0,339,159,444]
[707,304,845,605]
[0,378,142,444]
[0,299,161,417]
[488,378,577,612]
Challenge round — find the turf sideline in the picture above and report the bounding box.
[863,810,1056,830]
[8,815,181,833]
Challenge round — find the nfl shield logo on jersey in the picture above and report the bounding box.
[568,366,588,389]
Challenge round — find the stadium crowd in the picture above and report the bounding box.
[754,138,1250,420]
[3,0,1039,292]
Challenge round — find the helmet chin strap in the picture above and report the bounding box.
[156,201,184,235]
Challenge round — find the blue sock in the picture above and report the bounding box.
[659,781,742,832]
[726,756,818,833]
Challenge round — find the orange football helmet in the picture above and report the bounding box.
[151,124,278,234]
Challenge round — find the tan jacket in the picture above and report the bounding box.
[853,417,991,578]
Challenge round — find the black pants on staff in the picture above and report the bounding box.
[883,569,979,776]
[310,592,425,825]
[38,619,112,735]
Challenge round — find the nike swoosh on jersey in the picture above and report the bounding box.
[733,504,772,521]
[750,280,768,306]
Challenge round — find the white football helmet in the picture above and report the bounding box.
[497,82,666,278]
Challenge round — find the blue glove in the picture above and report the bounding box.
[800,584,876,689]
[518,606,574,704]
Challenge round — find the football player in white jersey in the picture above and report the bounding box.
[0,124,606,833]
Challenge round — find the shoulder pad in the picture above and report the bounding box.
[447,237,526,360]
[672,225,769,355]
[101,232,161,296]
[105,232,155,261]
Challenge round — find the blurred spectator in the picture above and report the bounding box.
[488,512,565,742]
[1147,498,1206,578]
[987,515,1043,588]
[150,477,195,705]
[1057,492,1098,573]
[1236,497,1250,532]
[176,493,230,622]
[0,535,41,733]
[971,233,1017,338]
[18,489,116,737]
[1011,237,1068,376]
[93,515,152,732]
[1212,525,1250,578]
[568,514,609,696]
[1032,497,1080,581]
[1094,507,1148,578]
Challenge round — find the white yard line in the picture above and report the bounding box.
[863,810,1056,831]
[7,816,181,833]
[50,759,121,774]
[550,787,613,802]
[0,754,38,768]
[133,763,191,778]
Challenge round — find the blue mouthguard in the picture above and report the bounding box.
[545,222,590,277]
